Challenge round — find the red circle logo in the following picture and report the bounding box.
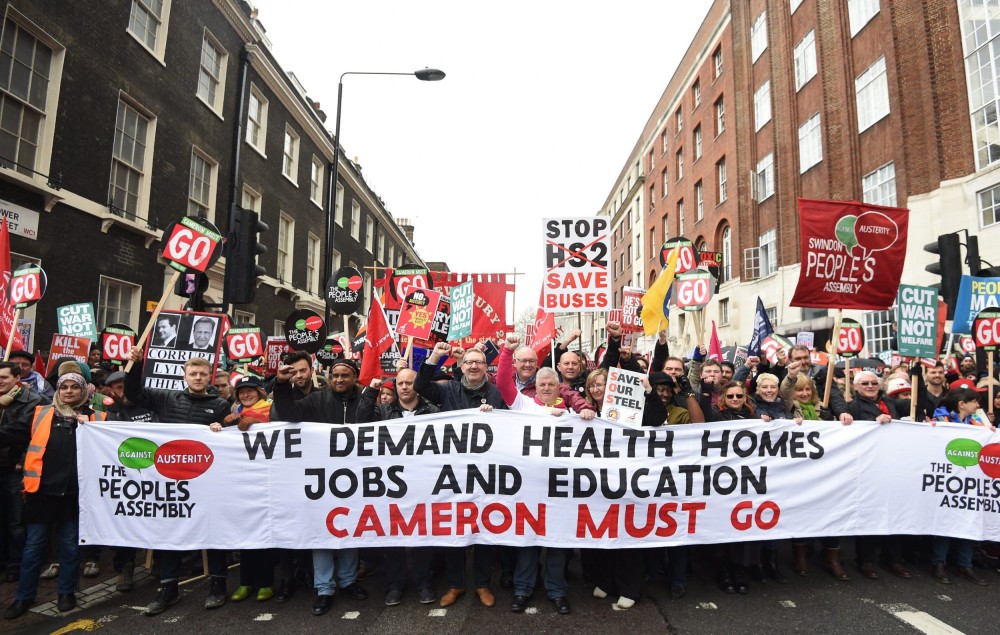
[978,443,1000,479]
[154,440,215,480]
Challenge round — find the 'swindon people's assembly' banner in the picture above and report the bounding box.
[78,413,1000,551]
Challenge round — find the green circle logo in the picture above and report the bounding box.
[945,438,983,468]
[118,437,159,469]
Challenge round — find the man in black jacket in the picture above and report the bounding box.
[0,362,41,583]
[357,368,439,607]
[272,359,369,616]
[124,347,230,616]
[601,322,644,373]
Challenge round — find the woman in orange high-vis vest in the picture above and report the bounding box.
[1,373,105,621]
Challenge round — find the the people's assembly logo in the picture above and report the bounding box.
[97,437,215,518]
[923,438,1000,512]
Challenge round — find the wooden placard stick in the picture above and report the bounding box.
[125,270,181,373]
[823,309,844,409]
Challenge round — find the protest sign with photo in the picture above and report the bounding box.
[265,338,292,374]
[601,367,645,427]
[621,287,645,333]
[791,198,909,310]
[79,415,1000,550]
[542,217,611,311]
[897,285,938,357]
[142,310,222,390]
[795,331,815,348]
[46,334,90,374]
[57,302,98,341]
[100,324,136,366]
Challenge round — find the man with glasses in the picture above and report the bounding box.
[415,342,508,609]
[7,351,52,405]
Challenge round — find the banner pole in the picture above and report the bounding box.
[405,336,414,369]
[843,358,852,401]
[943,331,956,371]
[990,350,995,416]
[125,270,182,373]
[910,374,919,420]
[824,309,843,408]
[3,307,21,361]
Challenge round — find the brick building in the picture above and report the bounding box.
[0,0,424,353]
[601,0,994,356]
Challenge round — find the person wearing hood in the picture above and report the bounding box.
[0,361,41,585]
[8,351,52,405]
[0,372,106,619]
[123,346,231,616]
[272,359,369,616]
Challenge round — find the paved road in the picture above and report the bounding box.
[4,545,996,635]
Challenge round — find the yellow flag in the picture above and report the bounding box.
[640,246,679,336]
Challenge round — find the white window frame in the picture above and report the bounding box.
[277,212,293,283]
[676,107,683,133]
[187,147,217,221]
[756,153,774,202]
[196,29,227,116]
[273,320,285,338]
[717,158,727,203]
[676,149,684,180]
[335,183,345,226]
[848,0,880,37]
[979,182,1000,228]
[241,185,261,213]
[790,0,804,13]
[661,129,668,153]
[961,3,1000,169]
[721,225,732,283]
[306,233,320,295]
[794,30,817,92]
[719,298,730,326]
[751,11,768,62]
[127,0,172,64]
[759,229,777,277]
[798,113,823,173]
[245,84,268,156]
[678,199,685,235]
[310,155,324,207]
[754,81,772,131]
[715,97,725,136]
[695,180,704,221]
[864,309,895,354]
[351,200,361,240]
[0,14,63,178]
[366,217,375,253]
[856,56,890,133]
[97,275,140,331]
[108,96,156,220]
[713,46,723,79]
[694,125,702,160]
[282,125,299,183]
[661,168,668,198]
[693,79,701,108]
[863,162,897,207]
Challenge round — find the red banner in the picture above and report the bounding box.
[791,198,909,310]
[432,273,513,346]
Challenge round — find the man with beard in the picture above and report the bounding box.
[272,359,368,616]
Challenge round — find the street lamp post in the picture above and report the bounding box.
[323,68,446,327]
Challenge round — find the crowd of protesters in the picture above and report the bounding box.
[0,323,998,621]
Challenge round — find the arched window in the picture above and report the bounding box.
[721,226,732,283]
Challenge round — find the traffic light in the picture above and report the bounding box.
[966,235,981,275]
[924,233,961,319]
[224,207,268,305]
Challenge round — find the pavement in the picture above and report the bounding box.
[1,542,997,634]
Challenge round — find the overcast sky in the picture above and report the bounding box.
[251,0,713,317]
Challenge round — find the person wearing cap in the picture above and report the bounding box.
[883,377,913,420]
[0,372,106,619]
[0,361,41,585]
[123,346,231,616]
[378,380,396,405]
[357,368,438,607]
[959,353,977,377]
[645,372,693,425]
[8,350,53,404]
[223,377,276,603]
[272,357,368,616]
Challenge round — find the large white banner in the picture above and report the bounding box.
[79,412,1000,551]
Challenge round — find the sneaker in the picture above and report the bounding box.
[231,585,251,602]
[418,586,436,604]
[205,577,227,609]
[82,561,100,578]
[385,588,403,606]
[592,586,608,599]
[40,563,59,580]
[612,596,636,611]
[144,584,179,616]
[256,587,273,601]
[116,563,135,593]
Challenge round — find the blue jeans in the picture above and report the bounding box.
[312,548,359,595]
[0,471,24,570]
[513,547,568,599]
[17,519,79,600]
[931,537,973,568]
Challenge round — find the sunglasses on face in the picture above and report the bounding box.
[725,393,745,400]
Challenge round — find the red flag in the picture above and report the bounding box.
[359,295,396,386]
[34,351,44,375]
[0,219,23,352]
[530,306,555,361]
[708,320,723,362]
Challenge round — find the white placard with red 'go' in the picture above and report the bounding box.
[162,217,223,273]
[675,270,714,311]
[973,309,1000,352]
